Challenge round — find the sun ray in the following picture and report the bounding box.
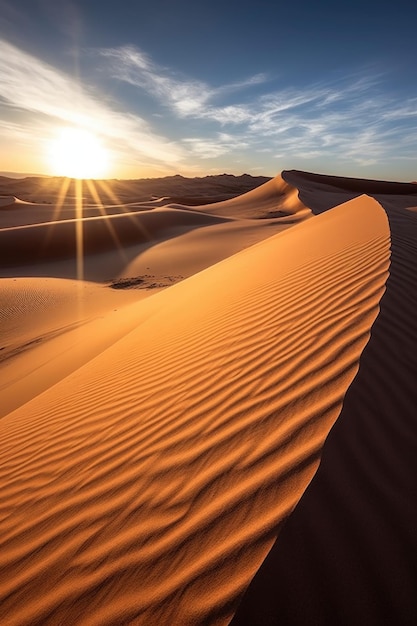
[75,178,84,282]
[95,179,125,207]
[85,179,128,262]
[96,180,152,242]
[52,177,72,222]
[40,177,72,255]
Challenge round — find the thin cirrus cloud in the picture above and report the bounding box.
[183,133,249,159]
[102,44,417,168]
[0,38,185,171]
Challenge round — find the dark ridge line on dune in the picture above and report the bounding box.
[230,202,417,625]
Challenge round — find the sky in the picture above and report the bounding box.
[1,0,417,180]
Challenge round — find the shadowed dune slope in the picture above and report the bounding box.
[0,196,389,626]
[231,186,417,625]
[0,207,229,266]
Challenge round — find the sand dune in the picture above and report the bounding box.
[232,175,417,625]
[0,178,300,276]
[0,171,416,625]
[180,174,313,219]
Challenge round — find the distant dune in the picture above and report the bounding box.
[0,170,416,625]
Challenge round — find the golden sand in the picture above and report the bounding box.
[1,171,416,625]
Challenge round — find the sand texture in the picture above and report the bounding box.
[0,171,416,625]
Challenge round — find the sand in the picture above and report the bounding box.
[0,170,416,625]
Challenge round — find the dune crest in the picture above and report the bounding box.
[0,195,389,625]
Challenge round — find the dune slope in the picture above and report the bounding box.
[0,195,389,626]
[1,176,307,414]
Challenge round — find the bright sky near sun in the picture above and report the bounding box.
[1,0,417,180]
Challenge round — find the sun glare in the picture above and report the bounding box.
[47,127,110,179]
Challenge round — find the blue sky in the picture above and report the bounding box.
[1,0,417,179]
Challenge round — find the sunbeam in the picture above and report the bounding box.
[97,180,153,242]
[53,177,72,221]
[75,178,84,282]
[85,179,128,263]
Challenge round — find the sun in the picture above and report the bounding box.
[47,127,110,179]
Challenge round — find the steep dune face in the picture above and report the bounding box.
[282,169,417,213]
[0,195,389,626]
[232,179,417,626]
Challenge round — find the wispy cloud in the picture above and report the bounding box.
[101,45,269,120]
[101,46,213,117]
[0,39,185,171]
[102,44,417,169]
[183,133,249,159]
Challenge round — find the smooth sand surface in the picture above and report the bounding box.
[0,171,416,625]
